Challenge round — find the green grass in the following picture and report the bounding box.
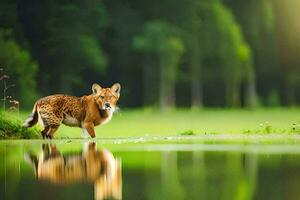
[14,108,300,139]
[0,111,40,139]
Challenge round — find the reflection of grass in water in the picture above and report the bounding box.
[0,111,40,139]
[8,108,300,139]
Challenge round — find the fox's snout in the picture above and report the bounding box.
[104,103,111,109]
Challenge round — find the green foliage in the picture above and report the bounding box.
[29,0,108,94]
[0,0,298,108]
[0,111,40,139]
[133,20,185,108]
[209,1,254,107]
[259,121,272,134]
[179,130,195,136]
[212,2,249,77]
[0,30,38,108]
[133,20,184,55]
[292,123,300,134]
[266,89,281,107]
[76,35,107,71]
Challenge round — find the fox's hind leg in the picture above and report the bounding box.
[41,125,59,139]
[46,125,59,139]
[40,112,62,139]
[41,126,50,139]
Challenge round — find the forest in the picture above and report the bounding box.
[2,2,300,199]
[1,0,300,110]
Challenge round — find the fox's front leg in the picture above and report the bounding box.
[83,122,96,138]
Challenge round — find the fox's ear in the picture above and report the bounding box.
[92,83,102,95]
[111,83,121,97]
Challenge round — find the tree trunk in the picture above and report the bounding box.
[245,75,257,108]
[159,54,178,110]
[190,42,203,109]
[159,62,175,110]
[232,83,241,107]
[226,81,241,107]
[286,82,296,106]
[143,54,158,106]
[191,78,203,108]
[285,73,297,106]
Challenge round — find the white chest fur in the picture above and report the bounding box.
[101,109,114,125]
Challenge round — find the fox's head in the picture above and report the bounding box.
[92,83,121,112]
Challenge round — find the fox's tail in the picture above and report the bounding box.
[22,103,39,128]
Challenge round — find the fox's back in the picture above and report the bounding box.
[37,95,85,126]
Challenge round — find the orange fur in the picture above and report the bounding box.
[23,83,121,139]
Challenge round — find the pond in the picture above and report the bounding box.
[1,137,300,200]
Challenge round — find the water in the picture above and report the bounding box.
[1,138,300,200]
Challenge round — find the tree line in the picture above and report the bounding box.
[0,0,299,109]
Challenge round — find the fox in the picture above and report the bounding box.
[25,142,122,200]
[23,83,121,139]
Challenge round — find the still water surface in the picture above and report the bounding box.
[0,139,300,200]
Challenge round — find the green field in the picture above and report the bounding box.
[9,108,300,139]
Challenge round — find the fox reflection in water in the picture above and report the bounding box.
[25,142,122,200]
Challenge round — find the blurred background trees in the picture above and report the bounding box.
[133,20,184,109]
[1,0,300,109]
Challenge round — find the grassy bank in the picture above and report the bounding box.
[22,108,300,139]
[2,108,300,139]
[0,111,40,139]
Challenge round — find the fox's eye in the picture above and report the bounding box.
[100,95,105,99]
